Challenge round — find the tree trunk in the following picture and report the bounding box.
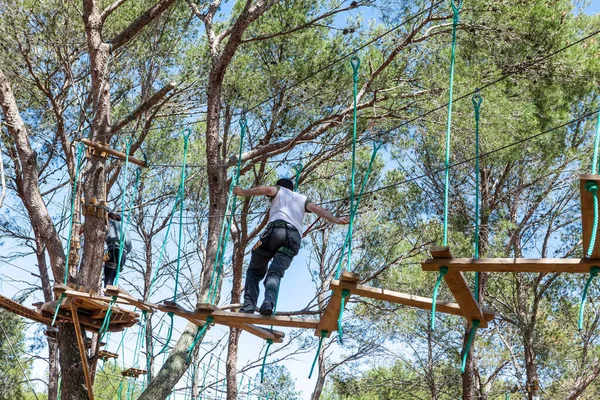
[524,333,540,400]
[58,324,88,399]
[310,350,326,400]
[47,341,59,400]
[225,329,241,400]
[137,322,199,400]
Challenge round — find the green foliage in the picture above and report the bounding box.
[255,365,302,400]
[0,310,33,400]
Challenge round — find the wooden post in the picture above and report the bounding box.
[70,304,95,400]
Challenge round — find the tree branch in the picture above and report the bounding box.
[109,0,178,50]
[101,0,130,22]
[110,81,177,134]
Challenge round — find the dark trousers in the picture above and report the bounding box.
[242,220,301,311]
[104,247,127,287]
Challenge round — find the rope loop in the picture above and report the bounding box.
[293,163,303,190]
[451,0,462,19]
[350,56,360,77]
[472,92,482,110]
[586,181,598,193]
[373,140,384,152]
[239,114,248,129]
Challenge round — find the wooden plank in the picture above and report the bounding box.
[81,138,147,168]
[70,304,94,400]
[0,295,51,325]
[193,310,319,330]
[329,280,495,322]
[422,257,600,273]
[581,174,600,259]
[340,271,360,284]
[314,291,343,338]
[104,286,155,312]
[196,303,219,312]
[444,272,487,328]
[121,368,147,378]
[222,322,284,343]
[98,350,119,360]
[430,246,453,258]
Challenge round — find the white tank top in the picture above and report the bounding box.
[268,187,309,233]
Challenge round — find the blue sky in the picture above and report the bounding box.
[2,1,600,399]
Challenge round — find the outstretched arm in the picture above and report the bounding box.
[233,185,278,197]
[306,202,349,225]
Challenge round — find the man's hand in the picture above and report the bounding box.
[336,216,350,225]
[233,186,244,196]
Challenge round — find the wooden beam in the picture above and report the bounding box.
[221,321,285,343]
[70,304,94,400]
[81,138,147,167]
[422,257,600,273]
[314,271,359,337]
[581,174,600,259]
[0,295,51,325]
[443,272,488,328]
[194,310,319,329]
[329,280,495,322]
[104,285,155,312]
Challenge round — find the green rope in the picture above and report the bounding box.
[442,0,462,246]
[430,266,448,331]
[155,129,191,352]
[293,163,303,190]
[472,91,482,302]
[337,289,351,344]
[260,339,273,384]
[308,330,328,379]
[579,266,600,330]
[99,138,135,334]
[461,319,480,373]
[186,317,213,363]
[173,130,191,301]
[100,164,142,336]
[345,56,360,279]
[334,141,381,280]
[51,142,86,326]
[126,311,147,400]
[586,182,599,259]
[208,117,246,304]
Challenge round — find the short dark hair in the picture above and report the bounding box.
[276,178,294,191]
[108,212,122,221]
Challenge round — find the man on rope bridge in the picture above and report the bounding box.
[234,178,349,316]
[104,211,132,287]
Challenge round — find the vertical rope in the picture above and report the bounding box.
[472,91,482,301]
[337,289,351,344]
[579,266,600,330]
[186,317,213,363]
[308,330,328,379]
[293,163,303,190]
[461,319,480,373]
[432,0,461,332]
[51,142,86,326]
[430,266,448,331]
[345,56,360,276]
[173,130,191,301]
[442,0,462,246]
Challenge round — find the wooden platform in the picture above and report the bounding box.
[421,247,489,328]
[98,350,118,361]
[35,285,139,333]
[581,174,600,259]
[121,367,146,378]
